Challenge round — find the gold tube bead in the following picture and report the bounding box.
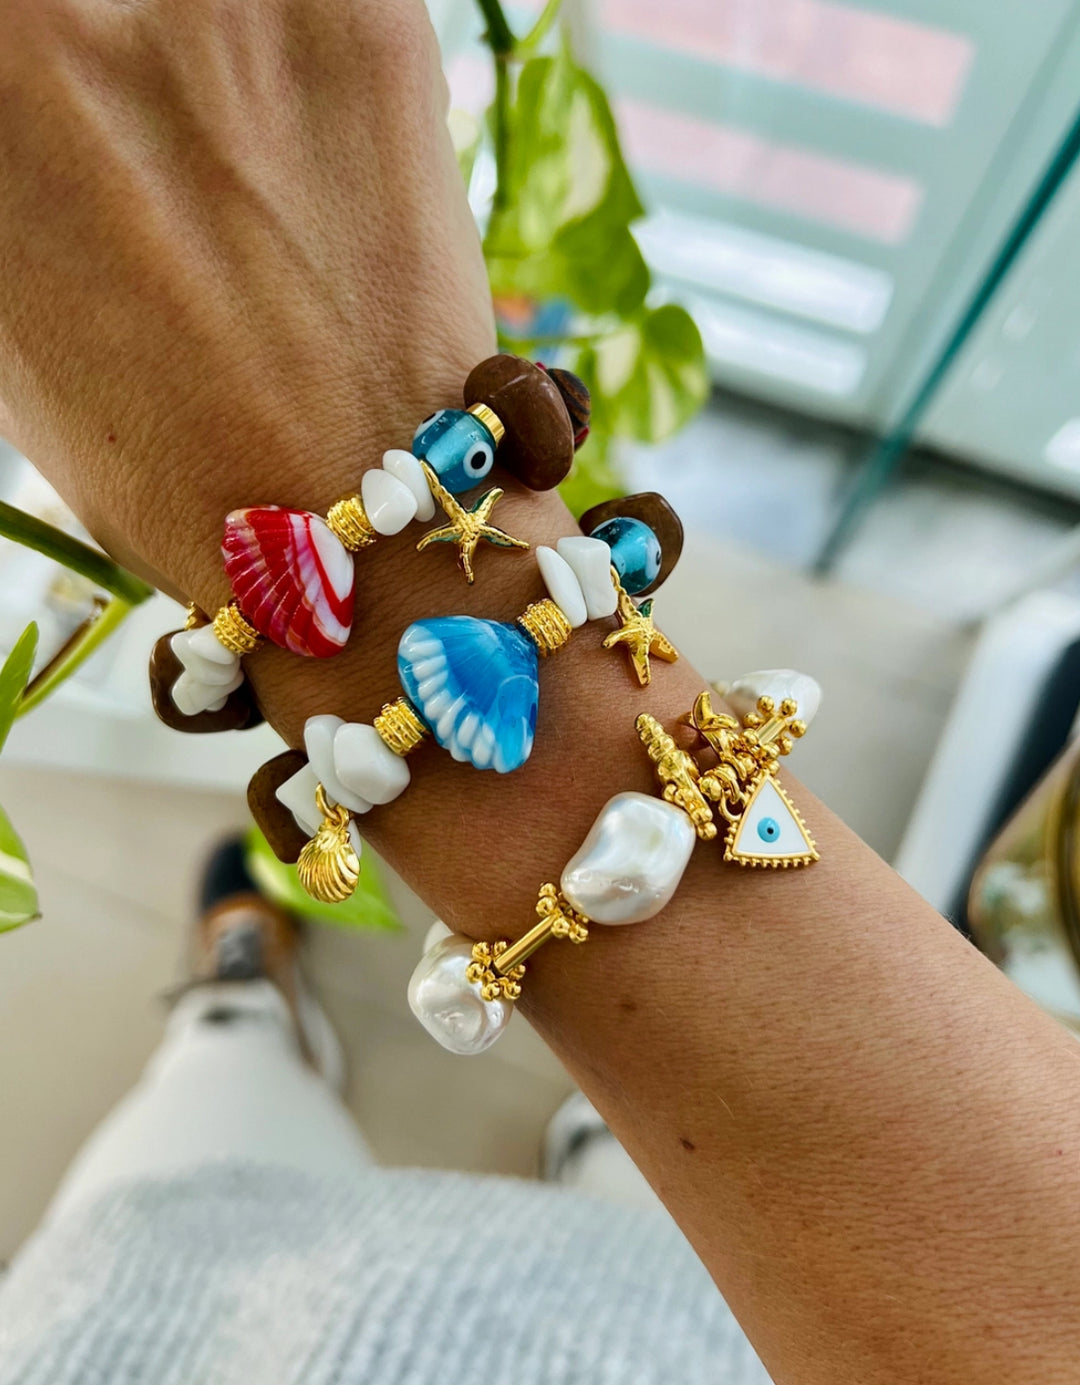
[325,493,377,551]
[466,402,505,445]
[517,599,573,656]
[212,602,262,656]
[374,697,429,757]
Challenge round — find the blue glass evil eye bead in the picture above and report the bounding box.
[412,409,496,495]
[398,616,539,774]
[592,516,662,595]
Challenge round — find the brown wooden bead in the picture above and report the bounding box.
[546,367,591,448]
[148,631,264,734]
[578,491,684,595]
[463,354,574,491]
[248,750,311,864]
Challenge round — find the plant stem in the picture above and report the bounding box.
[0,500,153,605]
[491,52,512,216]
[473,0,516,54]
[16,595,135,717]
[517,0,563,54]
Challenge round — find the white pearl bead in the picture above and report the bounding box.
[303,714,373,815]
[726,669,821,728]
[561,791,696,925]
[186,623,240,666]
[382,448,435,522]
[407,935,513,1055]
[536,546,587,627]
[423,919,454,953]
[361,467,418,536]
[275,764,324,837]
[556,536,617,620]
[332,722,411,805]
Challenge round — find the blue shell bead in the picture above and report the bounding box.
[397,616,539,773]
[592,516,662,595]
[412,409,496,495]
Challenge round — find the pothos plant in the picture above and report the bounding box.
[0,0,707,934]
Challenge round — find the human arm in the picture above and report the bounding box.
[2,3,1080,1381]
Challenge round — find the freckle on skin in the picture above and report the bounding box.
[619,998,637,1013]
[106,432,117,443]
[680,1137,696,1152]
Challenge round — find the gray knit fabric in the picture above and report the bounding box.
[0,1164,771,1384]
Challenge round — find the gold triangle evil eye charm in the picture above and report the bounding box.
[724,774,818,868]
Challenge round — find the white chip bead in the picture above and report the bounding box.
[561,791,696,925]
[303,714,373,815]
[185,623,240,666]
[333,721,411,805]
[275,764,324,837]
[556,536,617,620]
[536,546,588,628]
[171,667,244,717]
[726,669,822,728]
[407,935,512,1055]
[382,447,435,522]
[361,467,418,536]
[170,634,240,687]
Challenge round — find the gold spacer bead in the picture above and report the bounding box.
[466,401,505,445]
[517,599,572,657]
[374,697,429,757]
[325,493,377,552]
[212,602,262,655]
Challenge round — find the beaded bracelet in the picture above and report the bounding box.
[247,500,685,903]
[406,670,821,1054]
[148,355,589,733]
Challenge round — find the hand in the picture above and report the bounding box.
[0,0,495,598]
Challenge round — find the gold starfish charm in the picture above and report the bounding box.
[603,578,679,686]
[416,462,529,584]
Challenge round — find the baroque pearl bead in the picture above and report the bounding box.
[407,935,512,1055]
[333,721,411,805]
[304,714,373,815]
[556,536,617,620]
[726,669,822,728]
[361,467,418,535]
[561,791,696,925]
[536,546,587,627]
[382,448,435,521]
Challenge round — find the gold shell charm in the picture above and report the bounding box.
[297,785,361,904]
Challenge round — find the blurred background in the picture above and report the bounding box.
[4,0,1080,1263]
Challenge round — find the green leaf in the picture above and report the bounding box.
[584,304,709,444]
[244,827,400,933]
[0,624,38,755]
[0,801,38,932]
[485,47,649,319]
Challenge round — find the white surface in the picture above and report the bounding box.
[47,983,373,1223]
[894,590,1080,912]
